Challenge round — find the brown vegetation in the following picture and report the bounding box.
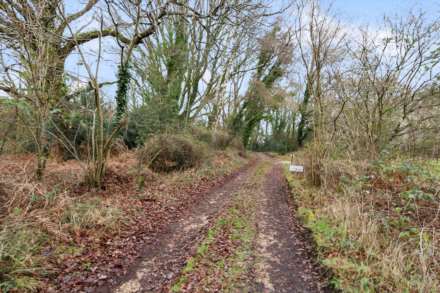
[0,148,248,291]
[0,0,439,292]
[286,151,440,291]
[138,134,206,173]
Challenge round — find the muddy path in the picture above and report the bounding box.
[97,160,259,293]
[100,159,329,293]
[253,164,326,292]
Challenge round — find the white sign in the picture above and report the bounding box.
[289,164,304,173]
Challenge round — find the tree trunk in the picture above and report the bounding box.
[36,117,50,180]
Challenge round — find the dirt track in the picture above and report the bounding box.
[253,165,324,292]
[98,158,328,292]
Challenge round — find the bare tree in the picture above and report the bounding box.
[335,12,440,157]
[0,0,260,177]
[0,0,107,178]
[56,8,124,188]
[293,0,346,185]
[126,0,278,137]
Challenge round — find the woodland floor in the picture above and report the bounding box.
[0,152,331,292]
[94,156,329,293]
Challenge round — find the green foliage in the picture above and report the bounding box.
[126,17,189,148]
[124,103,180,148]
[49,90,113,160]
[401,189,434,201]
[228,24,291,149]
[50,111,89,159]
[115,64,131,123]
[298,208,343,249]
[0,99,37,154]
[252,118,296,153]
[287,154,440,292]
[297,84,312,147]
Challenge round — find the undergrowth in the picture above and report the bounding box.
[0,148,248,292]
[0,223,47,292]
[0,195,122,291]
[285,153,440,292]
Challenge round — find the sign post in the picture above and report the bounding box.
[289,153,304,174]
[289,164,304,173]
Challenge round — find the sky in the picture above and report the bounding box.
[326,0,439,25]
[3,0,438,100]
[69,0,440,93]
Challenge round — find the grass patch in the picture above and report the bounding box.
[0,196,122,292]
[62,198,122,233]
[0,223,48,292]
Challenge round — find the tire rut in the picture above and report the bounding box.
[253,163,326,293]
[97,161,258,293]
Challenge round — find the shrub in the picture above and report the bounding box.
[138,134,205,173]
[109,138,128,156]
[229,137,245,151]
[188,126,233,150]
[211,130,231,150]
[188,125,213,145]
[49,108,93,160]
[124,103,180,148]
